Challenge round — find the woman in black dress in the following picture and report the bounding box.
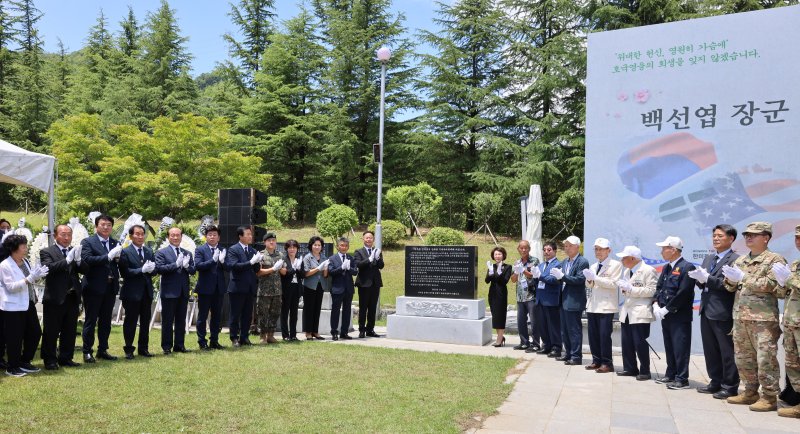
[280,239,303,341]
[485,246,512,347]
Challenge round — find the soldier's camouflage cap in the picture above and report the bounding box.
[742,221,772,235]
[263,231,277,240]
[795,225,800,236]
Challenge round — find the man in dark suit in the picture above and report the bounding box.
[689,224,740,399]
[549,236,590,365]
[328,237,358,340]
[155,227,196,354]
[194,225,226,350]
[532,241,562,357]
[119,224,157,359]
[224,226,261,347]
[653,236,697,390]
[354,231,383,338]
[39,224,82,369]
[80,214,123,363]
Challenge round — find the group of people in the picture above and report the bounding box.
[484,221,800,418]
[0,215,385,379]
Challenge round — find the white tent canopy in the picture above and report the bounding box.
[0,138,56,238]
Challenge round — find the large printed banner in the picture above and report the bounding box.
[586,7,800,352]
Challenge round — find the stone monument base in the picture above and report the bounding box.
[387,314,492,345]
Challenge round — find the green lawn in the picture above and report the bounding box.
[1,327,517,433]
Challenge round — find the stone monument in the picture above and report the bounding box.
[387,246,492,345]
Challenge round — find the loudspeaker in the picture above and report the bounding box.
[218,188,268,247]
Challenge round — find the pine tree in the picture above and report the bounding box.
[223,0,276,89]
[0,3,20,139]
[11,0,48,150]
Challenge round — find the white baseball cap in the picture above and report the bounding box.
[615,245,642,259]
[593,238,610,249]
[655,236,683,250]
[564,235,581,246]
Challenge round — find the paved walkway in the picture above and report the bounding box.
[341,328,799,433]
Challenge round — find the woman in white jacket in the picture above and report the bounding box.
[615,245,657,381]
[1,234,49,377]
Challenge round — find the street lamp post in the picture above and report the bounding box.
[375,46,391,249]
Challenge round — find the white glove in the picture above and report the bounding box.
[108,244,123,261]
[182,254,191,269]
[654,305,669,321]
[582,268,596,281]
[73,244,82,265]
[373,248,381,259]
[369,249,376,262]
[272,259,285,272]
[316,259,330,271]
[175,252,184,266]
[722,264,745,283]
[212,248,220,262]
[486,260,494,275]
[293,258,302,269]
[142,260,155,273]
[66,247,76,264]
[0,231,10,243]
[550,267,564,279]
[772,263,791,287]
[530,266,541,279]
[512,262,524,274]
[218,248,226,264]
[27,265,49,283]
[249,252,263,265]
[688,267,709,284]
[618,279,632,294]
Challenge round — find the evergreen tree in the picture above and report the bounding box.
[223,0,276,89]
[0,3,20,139]
[11,0,47,150]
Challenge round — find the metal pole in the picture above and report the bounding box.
[375,61,387,250]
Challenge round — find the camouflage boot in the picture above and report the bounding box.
[777,403,800,418]
[727,389,759,405]
[749,394,777,412]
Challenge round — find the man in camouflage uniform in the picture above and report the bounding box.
[256,232,285,344]
[774,225,800,417]
[723,221,786,411]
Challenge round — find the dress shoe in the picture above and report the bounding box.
[595,365,613,373]
[198,342,209,350]
[96,351,118,361]
[564,360,581,366]
[19,362,41,373]
[528,344,541,352]
[240,339,253,346]
[548,351,562,359]
[536,348,550,354]
[332,334,339,341]
[513,343,528,350]
[359,331,366,338]
[524,347,539,353]
[125,353,135,360]
[59,360,81,367]
[636,374,652,381]
[314,335,326,340]
[138,351,155,358]
[555,355,569,362]
[232,341,241,347]
[163,349,172,355]
[340,334,353,340]
[366,331,381,338]
[667,381,691,390]
[654,376,674,385]
[585,363,600,370]
[616,371,636,377]
[697,385,721,394]
[174,347,191,353]
[210,342,224,350]
[713,390,736,400]
[45,362,60,370]
[83,353,96,363]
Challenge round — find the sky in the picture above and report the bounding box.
[35,0,442,76]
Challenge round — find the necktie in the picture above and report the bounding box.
[62,248,68,257]
[367,248,371,257]
[341,254,346,262]
[210,247,215,255]
[711,255,720,270]
[663,264,672,277]
[175,247,180,257]
[596,263,603,275]
[138,248,144,261]
[102,240,108,252]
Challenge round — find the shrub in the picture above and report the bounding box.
[368,219,406,247]
[316,204,358,239]
[470,192,503,225]
[265,196,298,230]
[426,227,465,246]
[386,182,442,230]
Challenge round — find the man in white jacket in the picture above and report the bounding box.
[584,238,622,373]
[615,245,658,381]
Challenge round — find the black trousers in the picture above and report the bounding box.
[0,307,6,362]
[41,293,80,364]
[358,285,380,332]
[281,283,301,338]
[197,293,224,345]
[330,291,353,336]
[662,317,691,382]
[701,315,739,392]
[160,296,188,351]
[4,301,42,369]
[122,297,152,353]
[537,305,562,352]
[302,286,324,334]
[229,293,254,342]
[587,312,614,367]
[621,318,651,375]
[82,290,116,354]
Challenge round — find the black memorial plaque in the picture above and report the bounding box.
[405,246,477,299]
